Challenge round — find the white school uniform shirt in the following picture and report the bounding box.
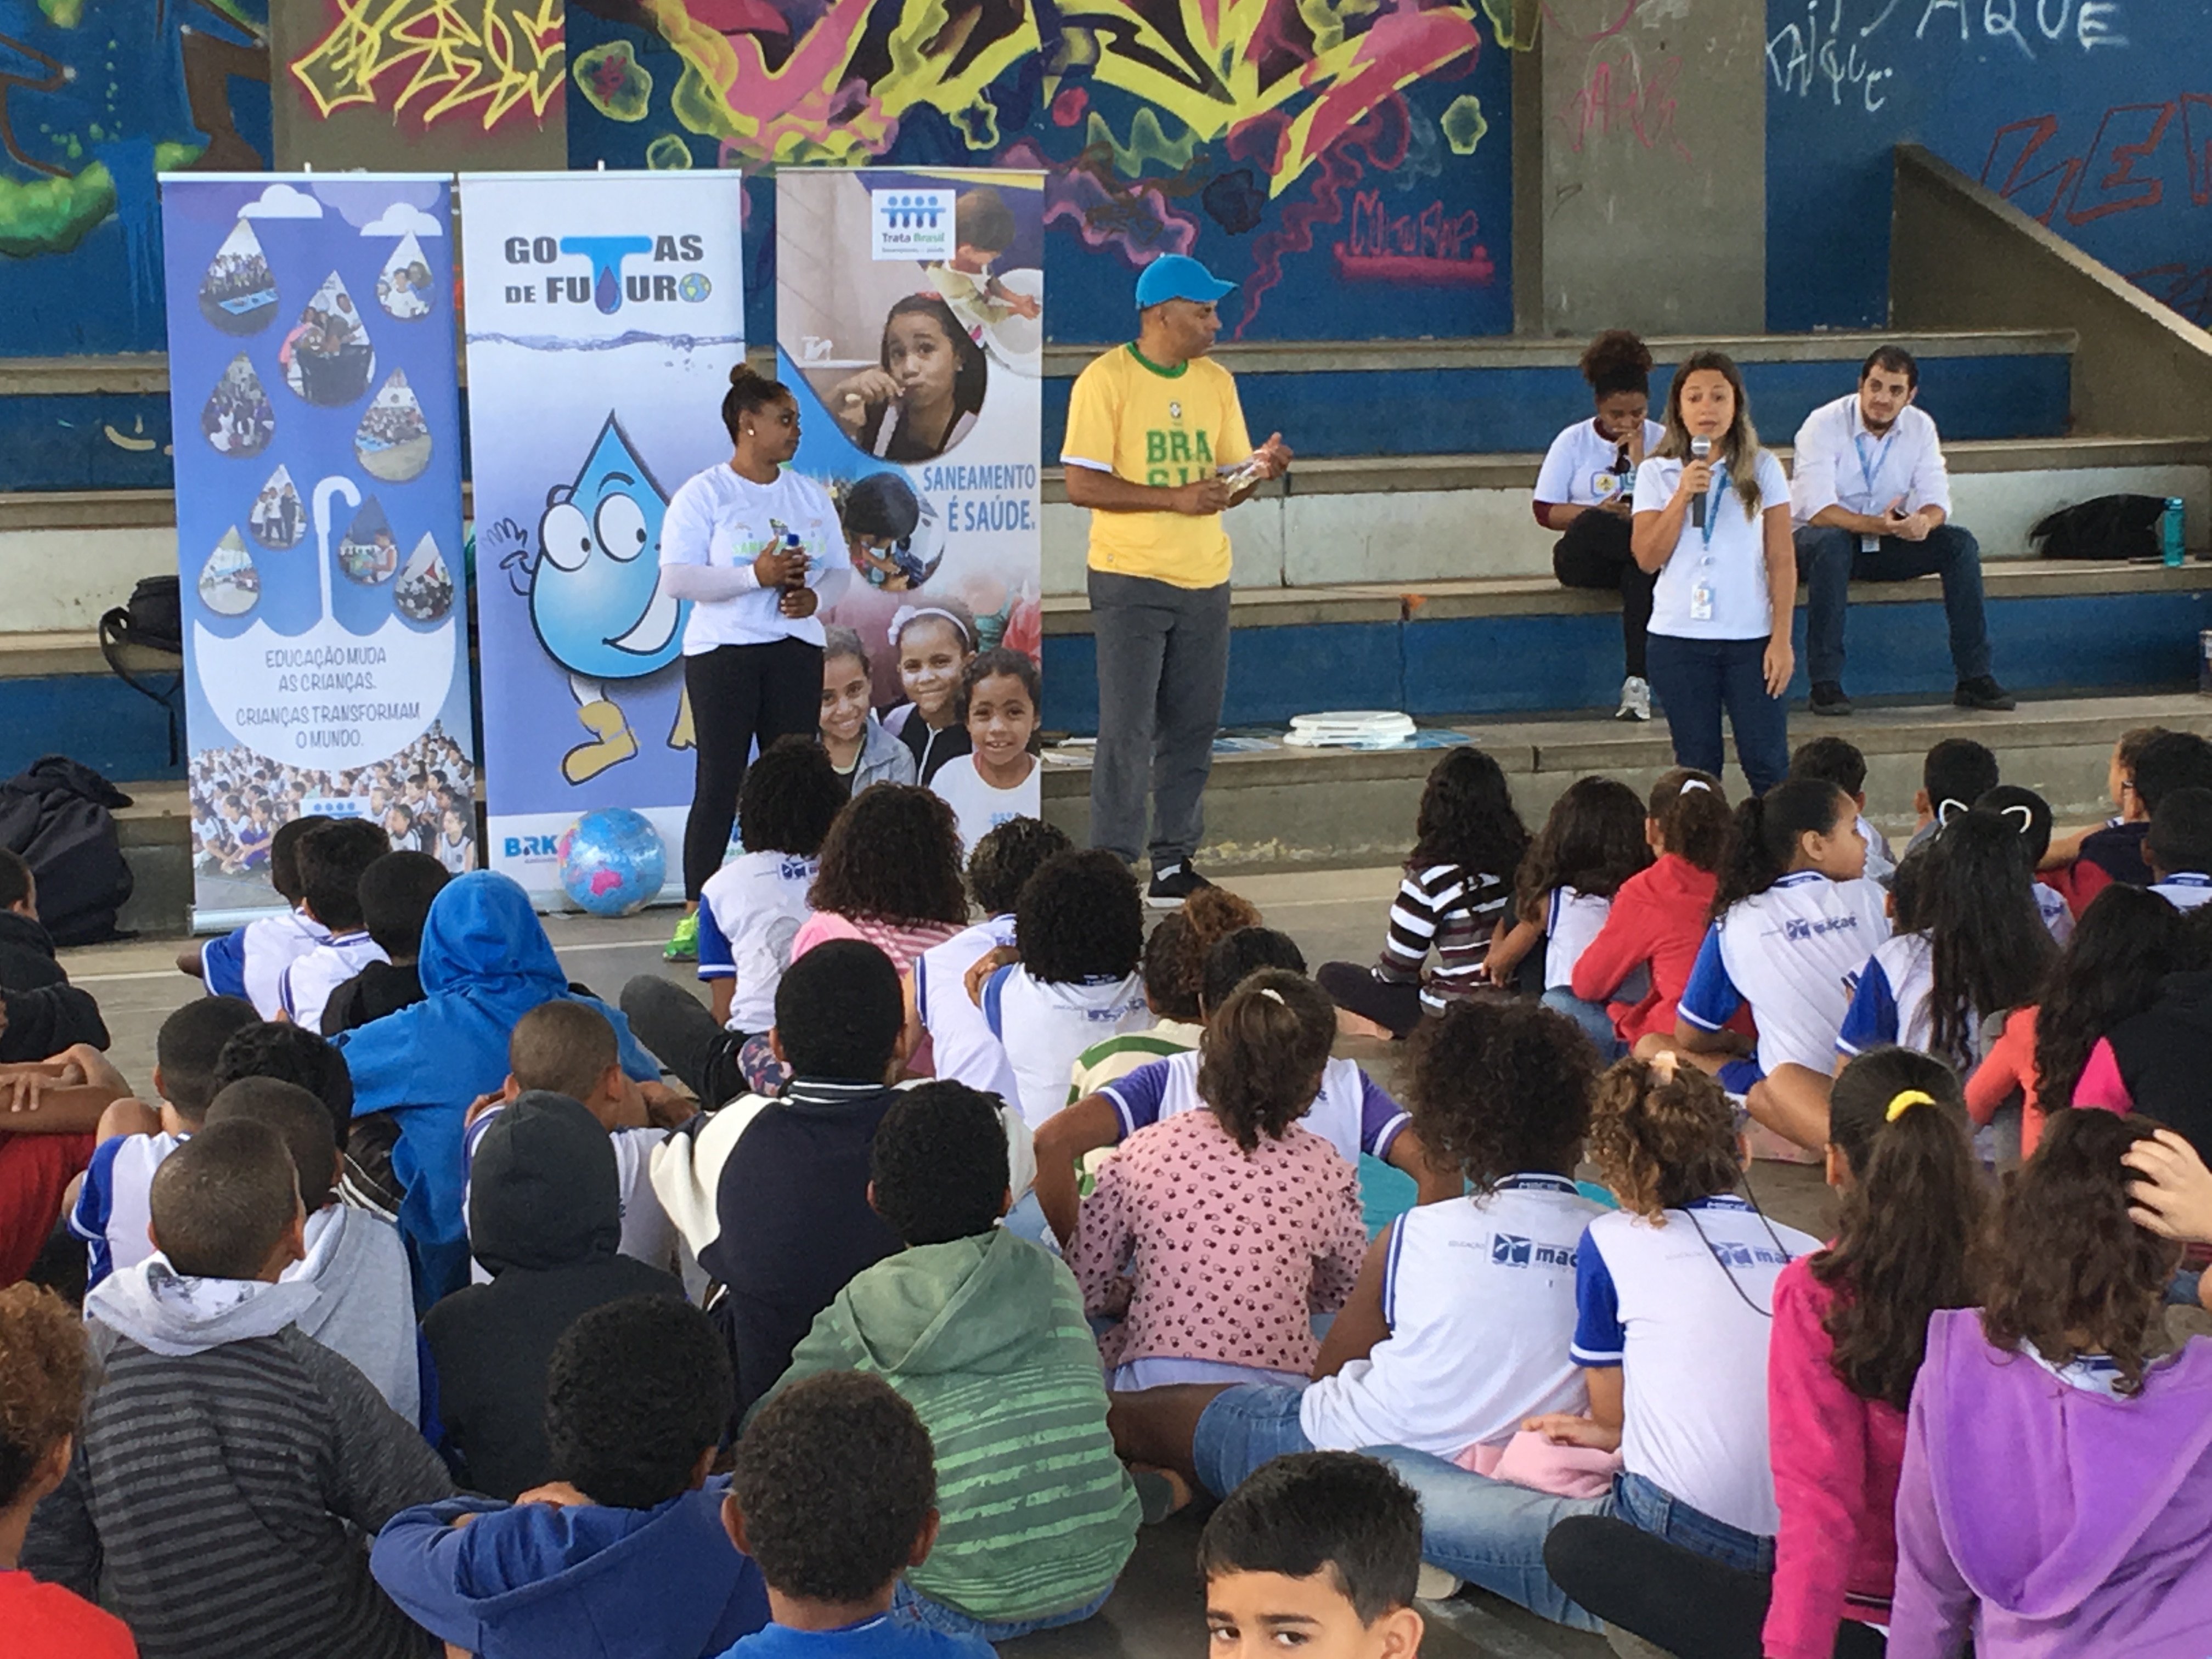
[217,907,330,1018]
[983,964,1151,1127]
[1634,449,1793,642]
[1300,1175,1606,1458]
[1788,393,1952,528]
[2151,873,2212,911]
[2034,882,2075,946]
[68,1130,186,1287]
[1101,1049,1410,1168]
[915,916,1022,1107]
[462,1107,681,1286]
[1858,815,1897,885]
[659,462,849,652]
[1533,417,1668,509]
[928,753,1042,857]
[1544,887,1612,992]
[1573,1196,1820,1537]
[697,850,817,1036]
[1835,930,1977,1062]
[281,930,390,1035]
[1677,872,1892,1077]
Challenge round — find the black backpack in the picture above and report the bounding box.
[98,575,185,765]
[0,757,136,945]
[2029,494,2166,561]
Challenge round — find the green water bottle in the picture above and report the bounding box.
[2165,496,2187,567]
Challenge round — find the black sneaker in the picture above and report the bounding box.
[1954,675,2017,712]
[1147,862,1215,909]
[1809,681,1854,717]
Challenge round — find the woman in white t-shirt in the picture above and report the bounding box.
[1630,353,1796,797]
[659,364,850,912]
[1537,331,1668,723]
[928,647,1041,856]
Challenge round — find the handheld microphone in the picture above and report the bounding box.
[1690,436,1713,531]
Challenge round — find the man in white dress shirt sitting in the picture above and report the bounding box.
[1790,345,2014,716]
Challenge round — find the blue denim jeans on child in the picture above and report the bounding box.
[1191,1383,1316,1499]
[890,1579,1113,1642]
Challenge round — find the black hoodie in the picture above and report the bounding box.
[422,1092,682,1498]
[0,907,108,1059]
[2104,969,2212,1162]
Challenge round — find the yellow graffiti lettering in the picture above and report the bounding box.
[289,0,565,132]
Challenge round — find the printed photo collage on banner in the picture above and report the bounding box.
[165,167,1044,923]
[160,175,477,928]
[778,170,1047,860]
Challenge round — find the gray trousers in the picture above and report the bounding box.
[1088,567,1232,866]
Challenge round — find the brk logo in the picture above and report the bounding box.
[872,188,956,261]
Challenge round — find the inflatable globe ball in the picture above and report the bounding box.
[556,808,668,917]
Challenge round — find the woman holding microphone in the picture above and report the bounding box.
[1631,352,1796,795]
[658,364,849,954]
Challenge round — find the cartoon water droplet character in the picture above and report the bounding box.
[249,463,305,550]
[201,354,274,458]
[198,218,278,336]
[336,494,398,586]
[395,533,453,622]
[355,369,432,483]
[376,232,435,320]
[280,270,376,407]
[498,414,692,783]
[197,528,259,617]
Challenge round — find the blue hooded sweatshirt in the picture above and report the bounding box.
[334,872,658,1304]
[371,1481,768,1659]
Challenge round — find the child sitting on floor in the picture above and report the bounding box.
[2146,785,2212,911]
[1790,736,1894,884]
[374,1295,769,1659]
[1066,885,1261,1100]
[180,814,330,1012]
[764,1083,1138,1641]
[1906,738,1999,855]
[23,1119,452,1658]
[1976,783,2073,944]
[720,1371,995,1658]
[280,819,394,1035]
[321,850,450,1035]
[1074,970,1366,1391]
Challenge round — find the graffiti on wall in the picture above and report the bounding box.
[564,0,1514,341]
[0,1,270,358]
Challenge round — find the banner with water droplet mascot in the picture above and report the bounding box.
[161,174,476,934]
[776,169,1045,847]
[459,172,746,910]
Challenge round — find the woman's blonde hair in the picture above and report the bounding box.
[1657,350,1764,522]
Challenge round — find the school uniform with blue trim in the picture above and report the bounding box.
[982,964,1150,1128]
[1836,930,1966,1060]
[67,1131,184,1289]
[2152,872,2212,911]
[1098,1049,1409,1167]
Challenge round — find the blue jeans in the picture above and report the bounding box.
[1193,1384,1316,1498]
[890,1579,1114,1641]
[1793,522,1991,687]
[1541,988,1627,1062]
[1610,1471,1774,1576]
[1644,633,1790,796]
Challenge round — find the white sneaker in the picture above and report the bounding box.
[1414,1562,1462,1600]
[1615,675,1651,722]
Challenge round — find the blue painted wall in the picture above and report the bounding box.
[1767,0,2208,330]
[0,674,179,782]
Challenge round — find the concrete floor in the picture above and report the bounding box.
[60,866,1829,1659]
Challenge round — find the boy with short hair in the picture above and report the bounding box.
[765,1084,1138,1640]
[205,1076,417,1421]
[1198,1452,1426,1659]
[70,995,261,1288]
[24,1119,453,1659]
[1908,738,1999,853]
[1788,736,1893,882]
[651,941,909,1413]
[283,819,396,1034]
[719,1371,990,1658]
[2146,785,2212,911]
[180,814,331,1014]
[373,1295,769,1659]
[0,847,109,1061]
[323,850,450,1035]
[2073,730,2212,902]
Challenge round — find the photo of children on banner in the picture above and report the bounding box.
[354,370,433,483]
[376,234,435,321]
[924,185,1045,374]
[201,354,275,458]
[827,292,990,464]
[393,535,455,624]
[196,218,278,336]
[249,465,306,550]
[197,529,261,618]
[280,271,375,407]
[337,496,400,586]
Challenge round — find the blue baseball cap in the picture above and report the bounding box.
[1135,253,1237,309]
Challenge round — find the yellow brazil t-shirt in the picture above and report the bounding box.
[1060,344,1254,589]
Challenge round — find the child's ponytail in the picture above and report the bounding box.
[1198,969,1335,1153]
[1709,778,1848,921]
[1813,1047,1986,1411]
[1649,768,1729,871]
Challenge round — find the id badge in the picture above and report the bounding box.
[1859,533,1880,553]
[1690,579,1715,622]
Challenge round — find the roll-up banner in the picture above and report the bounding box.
[160,174,475,930]
[460,172,747,906]
[775,168,1045,830]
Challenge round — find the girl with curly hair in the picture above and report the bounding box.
[1891,1109,2212,1658]
[1319,746,1530,1039]
[1070,970,1363,1393]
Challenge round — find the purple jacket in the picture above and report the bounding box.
[1891,1308,2212,1658]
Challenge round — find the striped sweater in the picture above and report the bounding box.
[763,1227,1139,1622]
[1373,862,1512,1010]
[24,1322,452,1659]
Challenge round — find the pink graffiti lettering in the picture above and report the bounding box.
[1556,49,1690,162]
[1334,191,1494,284]
[1984,97,2188,227]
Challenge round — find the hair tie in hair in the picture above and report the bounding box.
[1936,797,1968,825]
[1885,1089,1936,1122]
[1678,778,1712,795]
[2002,804,2034,837]
[1647,1051,1679,1085]
[889,605,970,646]
[1259,987,1286,1005]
